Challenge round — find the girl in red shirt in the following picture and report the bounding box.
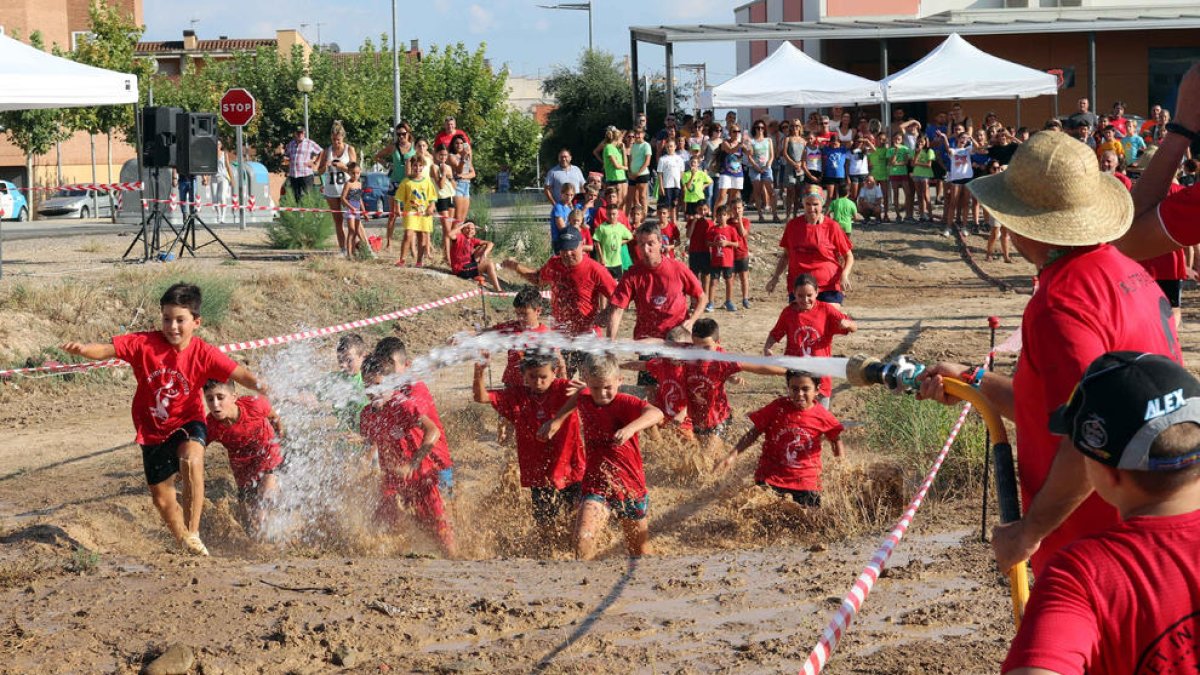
[763,273,857,405]
[730,200,752,309]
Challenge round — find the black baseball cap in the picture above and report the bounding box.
[1049,351,1200,471]
[557,227,583,251]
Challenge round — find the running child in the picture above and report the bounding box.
[446,220,502,291]
[339,162,373,259]
[329,334,369,432]
[538,353,664,560]
[620,325,694,443]
[480,286,557,443]
[706,204,738,313]
[391,155,437,267]
[686,202,715,298]
[358,353,457,557]
[763,273,857,406]
[730,199,752,309]
[594,207,633,280]
[656,204,681,260]
[61,283,267,556]
[716,370,845,507]
[203,380,284,533]
[472,352,586,544]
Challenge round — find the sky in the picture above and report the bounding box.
[143,0,743,95]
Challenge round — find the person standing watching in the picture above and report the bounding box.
[543,149,585,207]
[434,116,471,150]
[283,126,322,203]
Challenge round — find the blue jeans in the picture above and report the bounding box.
[178,176,196,216]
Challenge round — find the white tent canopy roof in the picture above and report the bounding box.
[709,41,882,108]
[0,33,138,111]
[880,33,1058,103]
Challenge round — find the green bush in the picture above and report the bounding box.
[485,195,551,266]
[266,190,335,250]
[144,275,235,328]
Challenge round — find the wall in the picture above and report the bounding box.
[825,0,920,17]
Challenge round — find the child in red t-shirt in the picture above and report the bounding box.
[62,283,266,557]
[763,273,857,405]
[358,354,457,557]
[203,380,284,532]
[730,199,752,309]
[620,325,695,442]
[717,370,844,507]
[686,202,714,288]
[655,204,681,260]
[539,353,663,560]
[480,286,562,444]
[446,220,502,291]
[567,209,595,257]
[472,352,585,542]
[706,204,739,312]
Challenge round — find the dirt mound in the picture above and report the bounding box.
[0,312,57,365]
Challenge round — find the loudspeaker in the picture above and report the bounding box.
[176,112,219,176]
[141,106,182,168]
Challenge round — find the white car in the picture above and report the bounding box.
[0,180,29,221]
[37,188,113,219]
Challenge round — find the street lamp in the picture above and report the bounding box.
[296,75,314,139]
[537,1,592,53]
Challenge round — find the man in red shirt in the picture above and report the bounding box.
[918,132,1181,578]
[433,116,471,151]
[607,222,707,341]
[1002,352,1200,675]
[203,380,283,532]
[766,189,854,307]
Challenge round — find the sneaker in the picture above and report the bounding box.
[182,533,209,557]
[724,301,736,312]
[704,303,714,313]
[941,228,953,238]
[742,299,751,309]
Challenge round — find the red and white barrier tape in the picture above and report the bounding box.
[13,182,143,192]
[138,197,466,223]
[0,288,485,380]
[801,402,974,675]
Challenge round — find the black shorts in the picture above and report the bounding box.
[605,179,624,187]
[628,174,651,186]
[685,200,703,216]
[804,171,823,185]
[848,175,867,184]
[688,251,711,276]
[821,176,847,187]
[637,353,657,388]
[140,421,208,486]
[733,258,749,273]
[530,483,581,527]
[606,265,622,280]
[952,177,972,186]
[709,265,732,279]
[562,350,588,377]
[1158,280,1183,308]
[435,197,454,212]
[932,163,947,180]
[817,290,844,304]
[759,483,821,506]
[659,187,680,207]
[455,262,480,280]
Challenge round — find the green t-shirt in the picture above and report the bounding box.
[629,141,652,177]
[320,371,367,432]
[886,146,913,177]
[828,197,857,235]
[682,169,713,203]
[911,148,937,178]
[868,147,889,180]
[594,223,633,267]
[603,143,627,182]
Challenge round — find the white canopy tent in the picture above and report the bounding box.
[880,33,1058,104]
[708,42,882,108]
[0,32,138,111]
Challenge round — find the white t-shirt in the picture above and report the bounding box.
[322,145,352,198]
[849,149,870,177]
[858,184,883,204]
[947,146,973,182]
[657,154,686,189]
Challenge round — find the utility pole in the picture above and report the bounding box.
[677,63,707,115]
[391,0,401,125]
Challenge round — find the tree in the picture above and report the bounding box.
[70,0,154,145]
[540,51,673,175]
[474,107,541,190]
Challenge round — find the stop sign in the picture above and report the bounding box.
[220,88,256,126]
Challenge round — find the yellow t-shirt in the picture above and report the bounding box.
[395,176,437,233]
[1096,139,1124,161]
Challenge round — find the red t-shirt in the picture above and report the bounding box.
[1002,508,1200,675]
[767,301,852,397]
[610,257,705,339]
[707,224,736,269]
[778,216,853,293]
[434,129,471,150]
[748,398,843,491]
[1158,183,1200,246]
[205,396,282,489]
[1141,249,1188,281]
[688,218,714,254]
[733,217,751,260]
[577,392,651,500]
[1013,244,1180,575]
[112,331,238,445]
[488,320,551,388]
[538,255,616,335]
[661,222,681,260]
[359,382,453,491]
[488,379,585,489]
[645,358,689,422]
[449,234,483,274]
[682,351,741,430]
[1111,171,1132,190]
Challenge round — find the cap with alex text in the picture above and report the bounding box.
[557,227,583,251]
[1049,351,1200,471]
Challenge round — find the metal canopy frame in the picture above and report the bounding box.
[629,7,1200,119]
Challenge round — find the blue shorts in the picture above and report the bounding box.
[454,180,471,198]
[749,167,773,182]
[817,290,844,304]
[583,492,650,520]
[438,467,454,498]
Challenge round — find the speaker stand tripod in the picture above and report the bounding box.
[168,204,237,259]
[123,167,181,261]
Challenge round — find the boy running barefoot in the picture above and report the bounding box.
[620,325,695,443]
[472,352,586,546]
[203,380,284,534]
[359,354,457,557]
[716,370,845,507]
[62,283,266,556]
[538,353,664,560]
[763,273,857,408]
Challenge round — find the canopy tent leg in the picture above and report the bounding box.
[665,42,675,115]
[1016,97,1021,128]
[880,39,890,131]
[1088,32,1097,114]
[630,34,640,125]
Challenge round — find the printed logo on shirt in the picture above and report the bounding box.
[659,380,686,417]
[1080,414,1108,452]
[147,368,189,421]
[1134,611,1200,674]
[687,374,715,404]
[772,426,816,466]
[790,325,821,356]
[652,295,669,308]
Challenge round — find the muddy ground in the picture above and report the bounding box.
[2,217,1198,674]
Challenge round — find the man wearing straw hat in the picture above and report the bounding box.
[917,131,1181,578]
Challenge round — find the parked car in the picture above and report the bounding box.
[361,172,392,219]
[37,189,114,219]
[0,180,29,221]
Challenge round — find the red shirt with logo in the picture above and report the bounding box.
[577,392,651,500]
[1002,508,1200,675]
[1013,244,1180,574]
[1157,182,1200,246]
[610,257,705,339]
[112,331,238,445]
[645,358,691,429]
[449,234,483,274]
[733,217,751,260]
[707,223,737,269]
[487,320,551,389]
[778,216,853,293]
[359,382,453,491]
[768,301,852,397]
[688,217,714,254]
[488,379,585,489]
[538,255,616,335]
[205,396,282,489]
[748,398,843,491]
[682,350,741,430]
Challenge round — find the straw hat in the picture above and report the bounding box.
[967,131,1133,246]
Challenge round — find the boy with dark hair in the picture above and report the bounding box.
[827,183,858,235]
[203,379,283,532]
[63,282,266,556]
[686,202,714,290]
[1002,351,1200,675]
[329,333,369,432]
[656,204,681,260]
[472,352,585,542]
[716,370,845,507]
[482,286,558,443]
[358,353,457,557]
[705,204,738,312]
[729,199,752,310]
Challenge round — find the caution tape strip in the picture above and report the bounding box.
[13,182,144,192]
[138,196,464,223]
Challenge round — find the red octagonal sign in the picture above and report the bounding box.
[220,88,256,127]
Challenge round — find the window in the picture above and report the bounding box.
[0,26,6,37]
[71,31,93,50]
